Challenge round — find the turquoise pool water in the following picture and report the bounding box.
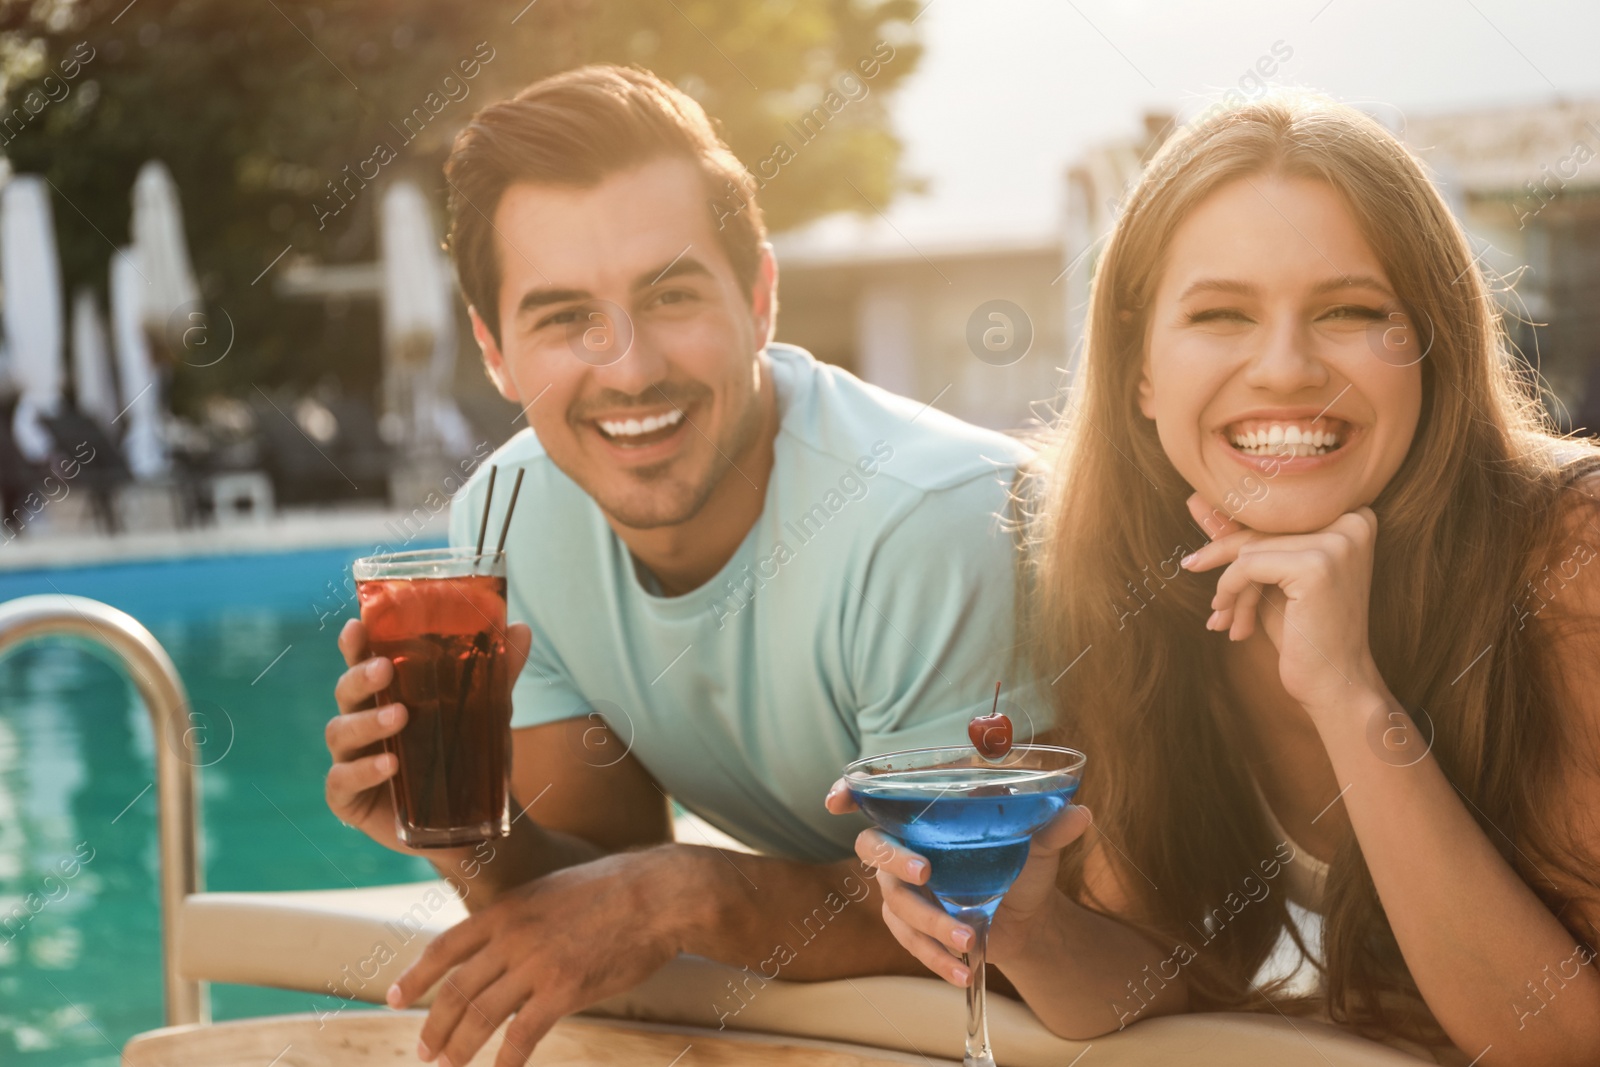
[0,540,446,1065]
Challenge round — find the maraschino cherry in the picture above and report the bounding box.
[968,681,1013,759]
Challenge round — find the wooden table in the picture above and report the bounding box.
[122,1011,955,1066]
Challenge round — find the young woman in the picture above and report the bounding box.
[828,92,1600,1065]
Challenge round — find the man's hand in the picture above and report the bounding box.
[325,617,532,855]
[388,848,683,1067]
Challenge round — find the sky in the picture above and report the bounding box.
[852,0,1600,243]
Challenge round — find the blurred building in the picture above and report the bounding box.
[770,113,1160,434]
[1405,99,1600,430]
[774,228,1068,432]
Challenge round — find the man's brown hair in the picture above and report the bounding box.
[444,64,766,345]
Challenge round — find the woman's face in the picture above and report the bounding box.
[1138,173,1424,534]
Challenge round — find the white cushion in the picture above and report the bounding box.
[174,881,1431,1065]
[122,1011,942,1066]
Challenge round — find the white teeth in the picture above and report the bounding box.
[1233,442,1331,457]
[1226,422,1344,457]
[597,408,685,438]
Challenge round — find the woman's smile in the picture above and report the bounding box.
[1213,407,1363,474]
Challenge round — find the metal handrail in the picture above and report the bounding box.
[0,593,205,1027]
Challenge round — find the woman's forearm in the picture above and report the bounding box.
[996,892,1189,1040]
[1319,688,1600,1066]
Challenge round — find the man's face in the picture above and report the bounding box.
[473,157,774,530]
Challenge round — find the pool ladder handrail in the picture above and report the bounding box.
[0,593,205,1026]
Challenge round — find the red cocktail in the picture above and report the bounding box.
[353,548,513,848]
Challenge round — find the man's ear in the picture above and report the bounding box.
[751,243,779,348]
[470,305,521,404]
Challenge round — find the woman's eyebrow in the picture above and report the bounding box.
[1176,273,1395,301]
[1310,273,1395,298]
[1178,278,1257,301]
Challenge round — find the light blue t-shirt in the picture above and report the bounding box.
[448,344,1036,863]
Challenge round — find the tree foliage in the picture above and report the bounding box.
[0,0,922,409]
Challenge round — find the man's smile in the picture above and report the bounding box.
[593,406,686,445]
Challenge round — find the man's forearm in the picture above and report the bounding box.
[648,842,922,982]
[431,814,608,910]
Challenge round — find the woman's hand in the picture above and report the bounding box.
[827,779,1092,985]
[1179,492,1386,719]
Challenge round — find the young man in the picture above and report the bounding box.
[324,65,1033,1066]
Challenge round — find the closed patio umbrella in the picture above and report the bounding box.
[426,263,471,457]
[2,175,65,462]
[380,180,452,366]
[112,246,169,479]
[131,160,201,346]
[380,180,465,452]
[72,287,119,432]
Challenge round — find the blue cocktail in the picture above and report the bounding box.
[846,745,1085,1067]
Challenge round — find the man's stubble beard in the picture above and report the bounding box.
[591,385,767,531]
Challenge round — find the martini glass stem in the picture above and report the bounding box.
[960,909,995,1067]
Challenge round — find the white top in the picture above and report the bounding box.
[1249,784,1478,1066]
[1253,777,1331,912]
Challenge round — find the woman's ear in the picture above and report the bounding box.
[1136,354,1156,419]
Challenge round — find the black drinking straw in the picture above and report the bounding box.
[474,466,499,558]
[449,464,501,801]
[494,469,526,555]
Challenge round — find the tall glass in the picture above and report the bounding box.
[845,745,1086,1067]
[352,547,513,848]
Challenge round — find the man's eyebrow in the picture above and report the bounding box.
[516,287,591,315]
[634,254,713,291]
[511,255,714,314]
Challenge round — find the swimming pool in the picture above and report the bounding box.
[0,541,446,1065]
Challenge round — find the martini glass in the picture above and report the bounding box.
[845,744,1085,1067]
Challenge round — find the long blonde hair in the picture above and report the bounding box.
[1027,90,1600,1043]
